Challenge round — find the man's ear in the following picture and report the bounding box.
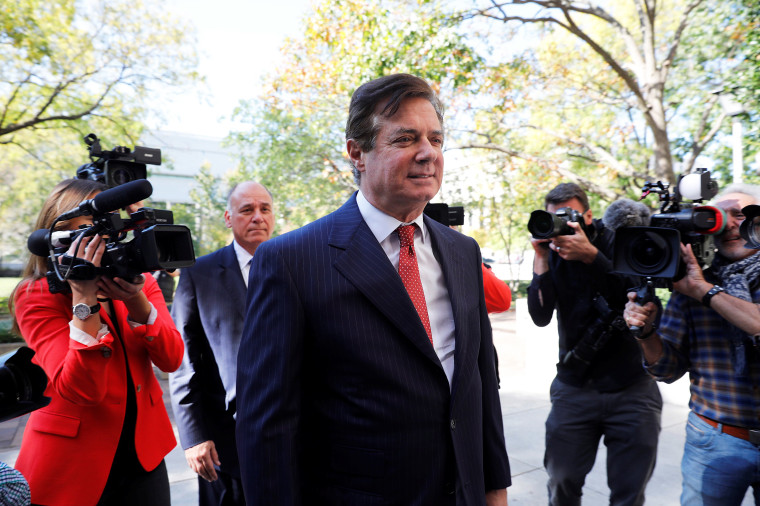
[224,209,233,229]
[584,209,593,226]
[346,139,365,172]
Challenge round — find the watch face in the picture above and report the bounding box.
[73,303,91,320]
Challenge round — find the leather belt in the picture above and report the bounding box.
[696,413,760,445]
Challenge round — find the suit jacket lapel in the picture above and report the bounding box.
[219,243,247,321]
[425,216,477,395]
[330,196,441,367]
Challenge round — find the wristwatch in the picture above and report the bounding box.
[72,303,101,321]
[701,285,725,308]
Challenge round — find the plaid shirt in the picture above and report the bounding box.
[0,461,30,505]
[646,285,760,428]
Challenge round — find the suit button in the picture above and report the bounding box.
[444,481,455,495]
[146,336,155,342]
[136,384,142,392]
[450,418,456,430]
[101,347,111,358]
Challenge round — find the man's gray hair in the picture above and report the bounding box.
[714,183,760,205]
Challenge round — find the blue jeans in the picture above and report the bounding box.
[682,411,760,505]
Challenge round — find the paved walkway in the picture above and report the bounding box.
[0,301,752,505]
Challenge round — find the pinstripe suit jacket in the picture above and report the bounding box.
[236,194,510,505]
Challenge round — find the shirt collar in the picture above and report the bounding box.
[232,240,253,270]
[356,190,428,245]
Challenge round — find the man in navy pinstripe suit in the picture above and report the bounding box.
[236,73,510,505]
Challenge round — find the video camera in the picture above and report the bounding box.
[76,133,161,188]
[27,134,196,293]
[528,207,589,239]
[612,168,725,285]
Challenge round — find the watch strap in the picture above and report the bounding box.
[73,302,101,320]
[701,285,725,308]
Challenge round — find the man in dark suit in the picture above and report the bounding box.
[170,181,274,506]
[236,74,510,505]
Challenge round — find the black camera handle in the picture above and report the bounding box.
[630,278,656,338]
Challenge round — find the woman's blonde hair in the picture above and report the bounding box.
[9,178,107,334]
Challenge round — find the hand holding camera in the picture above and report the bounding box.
[550,221,599,264]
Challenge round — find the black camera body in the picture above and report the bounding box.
[76,133,161,188]
[0,347,50,423]
[424,203,465,227]
[613,168,725,284]
[528,207,588,239]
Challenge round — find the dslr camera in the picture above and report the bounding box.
[613,168,725,284]
[76,133,161,188]
[28,134,196,293]
[528,207,588,239]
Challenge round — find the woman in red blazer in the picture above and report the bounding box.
[10,179,184,506]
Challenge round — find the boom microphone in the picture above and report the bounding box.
[57,179,153,221]
[603,199,651,231]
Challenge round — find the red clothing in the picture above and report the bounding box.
[13,275,183,506]
[482,263,511,314]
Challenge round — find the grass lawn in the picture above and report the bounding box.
[0,278,20,299]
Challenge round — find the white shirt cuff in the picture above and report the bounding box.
[69,321,110,347]
[127,302,157,328]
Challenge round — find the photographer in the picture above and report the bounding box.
[625,184,760,505]
[527,183,662,506]
[9,179,184,506]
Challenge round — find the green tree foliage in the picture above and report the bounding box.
[0,0,200,262]
[226,0,757,281]
[464,0,755,190]
[229,0,486,231]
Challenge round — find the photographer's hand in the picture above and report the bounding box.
[65,235,106,336]
[624,292,663,363]
[97,274,151,324]
[530,237,551,275]
[672,243,711,301]
[551,221,598,264]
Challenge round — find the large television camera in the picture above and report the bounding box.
[612,168,725,285]
[76,133,161,188]
[28,134,196,293]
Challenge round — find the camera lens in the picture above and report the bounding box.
[528,211,555,238]
[626,231,672,275]
[744,216,760,249]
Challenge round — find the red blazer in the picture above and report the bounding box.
[13,275,183,506]
[482,263,512,314]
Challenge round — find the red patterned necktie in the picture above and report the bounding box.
[397,224,433,344]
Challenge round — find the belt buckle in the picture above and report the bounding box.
[749,429,760,445]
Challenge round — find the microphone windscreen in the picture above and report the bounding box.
[603,199,651,230]
[27,229,52,257]
[91,179,153,214]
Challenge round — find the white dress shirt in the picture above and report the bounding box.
[233,240,254,288]
[356,191,456,386]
